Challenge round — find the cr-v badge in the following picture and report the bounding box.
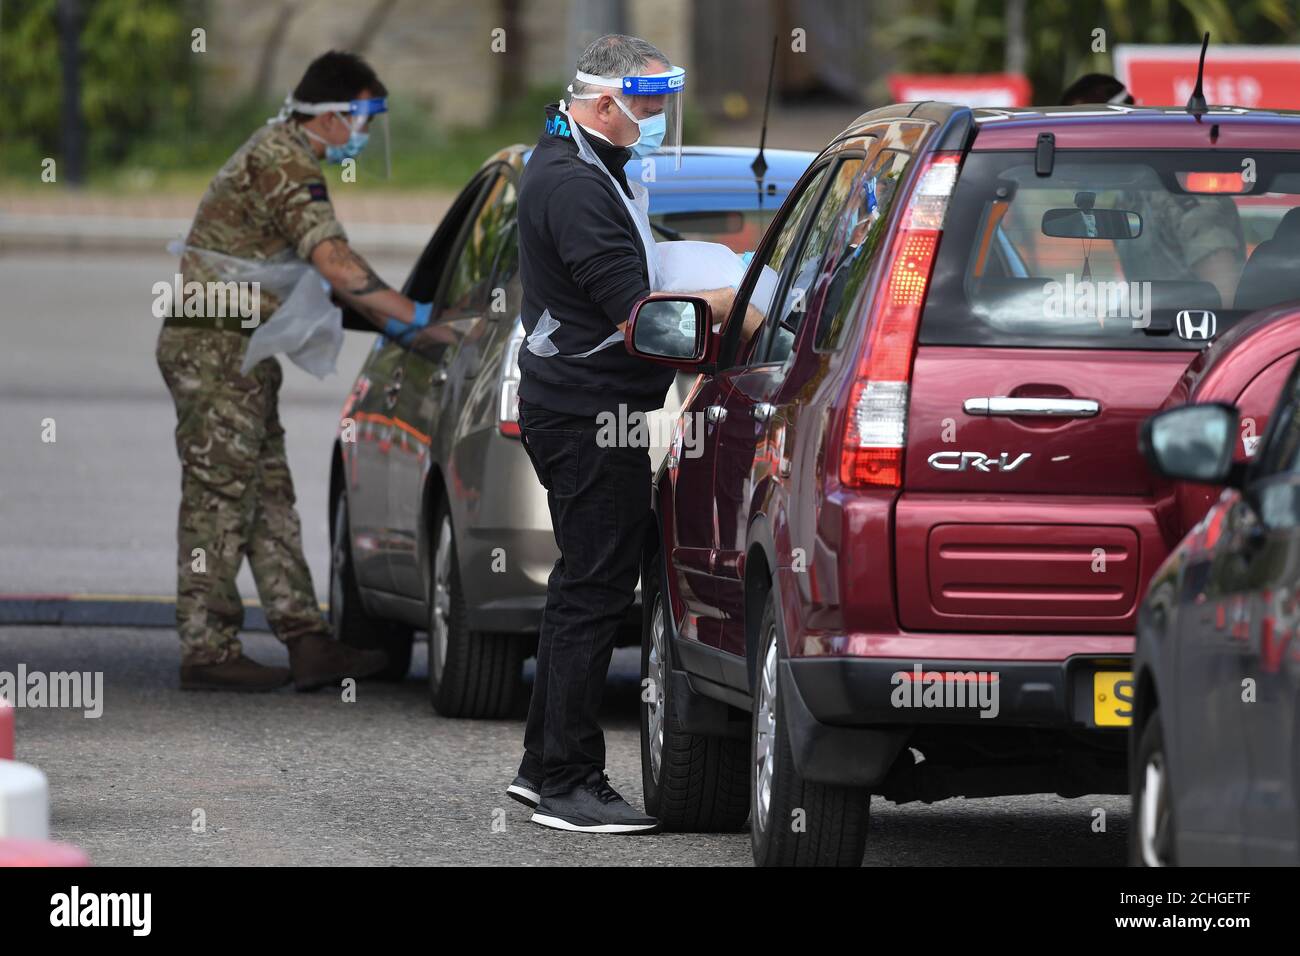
[928,451,1032,473]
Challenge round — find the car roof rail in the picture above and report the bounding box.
[831,103,917,141]
[832,101,972,147]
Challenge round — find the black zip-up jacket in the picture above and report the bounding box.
[515,104,674,417]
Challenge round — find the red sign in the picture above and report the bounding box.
[887,73,1031,108]
[1115,44,1300,110]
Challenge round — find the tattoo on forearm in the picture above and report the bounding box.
[323,239,391,296]
[345,250,390,296]
[348,270,389,296]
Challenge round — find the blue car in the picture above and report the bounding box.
[328,144,814,717]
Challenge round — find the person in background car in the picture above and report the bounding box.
[1060,73,1246,307]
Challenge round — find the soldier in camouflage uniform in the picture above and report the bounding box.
[158,51,442,692]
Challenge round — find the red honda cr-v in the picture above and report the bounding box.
[623,101,1300,865]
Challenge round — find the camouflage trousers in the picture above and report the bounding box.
[156,326,329,665]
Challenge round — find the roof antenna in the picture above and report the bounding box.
[1186,32,1210,120]
[751,34,778,181]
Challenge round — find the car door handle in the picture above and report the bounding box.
[752,402,776,423]
[383,369,403,409]
[963,397,1100,418]
[706,405,727,423]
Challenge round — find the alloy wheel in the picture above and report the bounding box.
[753,630,778,834]
[429,515,453,686]
[646,596,667,785]
[329,499,348,635]
[1139,752,1171,867]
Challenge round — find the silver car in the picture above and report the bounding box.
[329,144,813,717]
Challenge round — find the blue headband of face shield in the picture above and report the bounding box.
[341,96,388,118]
[572,67,684,97]
[282,95,388,118]
[276,95,390,174]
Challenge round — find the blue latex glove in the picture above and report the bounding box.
[385,301,432,345]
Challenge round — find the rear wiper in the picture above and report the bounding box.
[651,222,684,241]
[1139,314,1176,335]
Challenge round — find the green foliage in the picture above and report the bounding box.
[1,0,200,177]
[379,84,555,189]
[12,0,1291,194]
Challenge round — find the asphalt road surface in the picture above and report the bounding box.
[1,251,1129,866]
[7,626,1129,866]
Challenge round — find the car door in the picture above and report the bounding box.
[714,142,913,659]
[345,336,409,591]
[387,167,519,597]
[711,150,868,658]
[1174,482,1253,863]
[1168,374,1300,864]
[667,160,834,651]
[1233,358,1300,862]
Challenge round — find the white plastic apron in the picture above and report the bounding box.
[167,240,344,379]
[526,106,658,359]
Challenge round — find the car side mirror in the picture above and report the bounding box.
[625,294,712,369]
[1139,403,1240,485]
[1250,472,1300,532]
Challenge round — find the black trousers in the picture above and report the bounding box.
[515,398,651,796]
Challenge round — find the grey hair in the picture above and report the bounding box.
[570,34,669,98]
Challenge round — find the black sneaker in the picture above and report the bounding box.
[530,772,659,834]
[506,775,541,809]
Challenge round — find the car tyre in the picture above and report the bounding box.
[750,588,870,867]
[427,500,525,718]
[330,488,414,681]
[1130,705,1176,866]
[639,546,749,832]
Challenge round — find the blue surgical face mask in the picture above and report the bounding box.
[307,113,369,164]
[612,96,665,158]
[630,112,666,158]
[327,114,369,163]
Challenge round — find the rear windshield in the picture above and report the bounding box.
[921,150,1300,349]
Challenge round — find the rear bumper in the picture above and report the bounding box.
[779,653,1130,788]
[786,654,1131,728]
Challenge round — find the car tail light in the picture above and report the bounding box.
[498,318,525,438]
[840,151,961,488]
[1177,171,1248,194]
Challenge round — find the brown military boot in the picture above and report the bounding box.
[180,655,291,692]
[288,633,389,692]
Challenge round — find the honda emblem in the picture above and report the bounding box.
[1176,309,1217,341]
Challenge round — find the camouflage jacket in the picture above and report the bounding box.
[178,121,346,325]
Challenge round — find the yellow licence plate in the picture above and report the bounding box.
[1093,672,1134,727]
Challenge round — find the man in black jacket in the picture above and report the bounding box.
[506,34,737,833]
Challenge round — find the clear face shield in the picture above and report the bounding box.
[569,66,685,170]
[276,94,391,180]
